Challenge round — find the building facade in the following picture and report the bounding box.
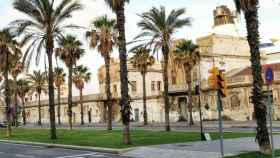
[2,5,280,124]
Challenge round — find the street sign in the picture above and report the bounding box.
[265,67,274,85]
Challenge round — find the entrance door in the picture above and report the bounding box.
[179,97,188,121]
[88,110,92,123]
[134,109,140,122]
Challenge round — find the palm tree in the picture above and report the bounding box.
[86,15,117,130]
[28,70,48,126]
[130,48,155,125]
[13,0,83,139]
[135,6,191,131]
[73,65,91,125]
[54,67,66,125]
[55,35,85,130]
[234,0,271,154]
[10,61,23,127]
[103,0,131,144]
[0,28,22,137]
[17,79,31,125]
[173,40,199,126]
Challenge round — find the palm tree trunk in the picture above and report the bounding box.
[116,2,131,144]
[47,40,57,139]
[80,89,84,125]
[68,65,73,130]
[21,97,26,125]
[142,72,148,125]
[14,77,19,127]
[244,10,271,154]
[104,55,112,130]
[4,49,11,137]
[38,93,42,125]
[187,71,194,126]
[163,50,170,131]
[57,86,61,125]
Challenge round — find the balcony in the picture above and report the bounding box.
[168,84,188,96]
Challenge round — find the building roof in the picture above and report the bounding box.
[234,62,280,77]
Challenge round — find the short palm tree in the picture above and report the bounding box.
[0,28,22,137]
[28,70,48,126]
[54,67,66,125]
[10,61,23,127]
[103,0,131,144]
[73,65,91,125]
[17,79,31,125]
[135,6,191,131]
[12,0,83,139]
[234,0,271,154]
[86,15,117,130]
[55,35,85,130]
[174,40,199,126]
[130,48,155,125]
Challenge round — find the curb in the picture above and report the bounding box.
[0,139,135,154]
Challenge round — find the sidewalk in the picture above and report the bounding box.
[122,136,280,158]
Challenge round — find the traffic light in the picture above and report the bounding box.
[208,67,219,90]
[217,71,227,97]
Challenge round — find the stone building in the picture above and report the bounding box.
[1,5,280,124]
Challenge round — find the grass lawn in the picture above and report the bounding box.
[0,128,256,149]
[225,150,280,158]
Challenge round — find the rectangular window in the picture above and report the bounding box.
[64,107,67,117]
[131,81,137,92]
[157,81,161,91]
[151,81,155,91]
[113,84,117,93]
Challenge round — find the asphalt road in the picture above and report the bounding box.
[0,142,130,158]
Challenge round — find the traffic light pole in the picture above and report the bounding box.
[198,94,204,140]
[217,90,224,158]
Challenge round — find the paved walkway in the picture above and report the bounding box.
[123,136,280,158]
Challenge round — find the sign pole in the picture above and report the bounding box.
[265,67,275,158]
[267,86,275,158]
[217,90,224,158]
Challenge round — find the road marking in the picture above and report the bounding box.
[15,154,35,158]
[56,152,103,158]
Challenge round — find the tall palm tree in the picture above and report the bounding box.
[0,28,22,137]
[17,79,31,125]
[135,6,191,131]
[103,0,131,144]
[55,35,85,130]
[130,48,155,125]
[73,65,91,125]
[173,40,199,126]
[234,0,271,154]
[13,0,83,139]
[28,70,48,126]
[54,67,66,125]
[10,61,23,127]
[86,15,117,130]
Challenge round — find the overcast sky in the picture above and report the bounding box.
[1,0,280,94]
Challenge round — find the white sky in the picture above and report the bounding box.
[1,0,280,95]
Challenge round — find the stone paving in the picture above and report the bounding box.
[123,136,280,158]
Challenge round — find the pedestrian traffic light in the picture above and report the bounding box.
[208,67,219,90]
[217,71,227,97]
